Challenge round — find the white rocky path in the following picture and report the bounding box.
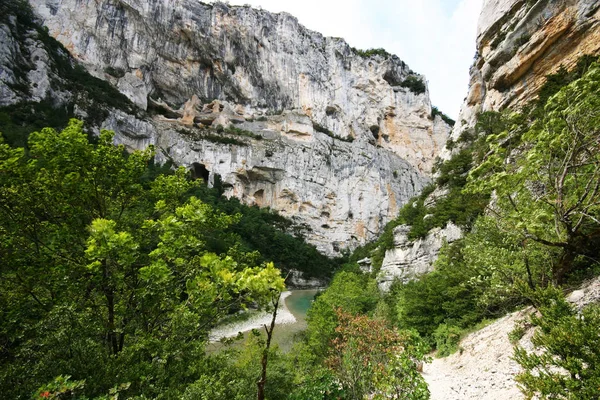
[423,276,600,399]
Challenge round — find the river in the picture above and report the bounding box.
[207,289,319,353]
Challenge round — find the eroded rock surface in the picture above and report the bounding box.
[450,0,600,142]
[378,222,463,290]
[0,1,453,256]
[31,0,449,173]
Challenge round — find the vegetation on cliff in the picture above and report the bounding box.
[337,56,600,399]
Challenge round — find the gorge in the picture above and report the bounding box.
[1,0,600,399]
[2,0,452,257]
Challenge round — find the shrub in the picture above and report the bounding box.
[431,106,455,126]
[514,287,600,399]
[401,75,426,94]
[351,47,391,58]
[104,66,126,78]
[433,324,462,357]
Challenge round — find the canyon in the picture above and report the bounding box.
[1,0,452,256]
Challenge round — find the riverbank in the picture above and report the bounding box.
[209,291,297,342]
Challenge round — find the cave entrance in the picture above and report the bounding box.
[254,189,265,207]
[191,162,210,182]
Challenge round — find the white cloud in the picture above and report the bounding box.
[208,0,482,118]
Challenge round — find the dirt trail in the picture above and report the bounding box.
[423,277,600,399]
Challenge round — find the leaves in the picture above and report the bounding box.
[0,120,287,398]
[466,60,600,283]
[514,288,600,399]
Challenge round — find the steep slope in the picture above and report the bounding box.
[379,0,600,284]
[452,0,600,138]
[423,276,600,399]
[0,0,452,256]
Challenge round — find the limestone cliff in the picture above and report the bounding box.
[378,0,600,285]
[31,0,450,172]
[378,222,463,290]
[451,0,600,140]
[0,0,451,256]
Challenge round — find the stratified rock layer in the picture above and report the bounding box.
[31,0,449,173]
[378,222,463,290]
[0,0,453,256]
[451,0,600,140]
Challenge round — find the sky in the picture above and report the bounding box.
[208,0,483,118]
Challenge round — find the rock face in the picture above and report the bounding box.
[381,0,600,284]
[148,114,426,255]
[450,0,600,140]
[378,222,463,290]
[31,0,449,173]
[286,269,327,289]
[1,0,451,256]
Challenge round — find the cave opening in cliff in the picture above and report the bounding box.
[370,125,380,139]
[254,189,265,207]
[191,162,210,182]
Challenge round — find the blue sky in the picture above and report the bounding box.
[210,0,483,118]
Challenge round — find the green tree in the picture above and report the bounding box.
[467,61,600,283]
[304,271,379,360]
[0,120,285,398]
[326,309,429,400]
[514,287,600,399]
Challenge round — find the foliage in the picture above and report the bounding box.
[431,106,455,126]
[0,0,137,146]
[103,66,126,78]
[288,368,346,400]
[0,101,72,148]
[514,287,600,399]
[395,241,478,342]
[34,375,86,400]
[194,185,341,280]
[536,55,598,107]
[326,309,430,400]
[396,149,488,240]
[467,60,600,283]
[181,338,295,400]
[313,122,354,142]
[304,271,380,360]
[0,120,286,398]
[351,47,391,58]
[177,127,247,146]
[400,75,427,94]
[432,324,462,357]
[224,125,263,140]
[395,215,552,347]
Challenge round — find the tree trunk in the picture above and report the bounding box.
[102,260,120,355]
[554,247,577,284]
[257,293,279,400]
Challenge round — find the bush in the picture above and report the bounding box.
[432,106,455,126]
[351,47,391,58]
[514,287,600,399]
[433,324,462,357]
[400,76,426,94]
[104,66,126,78]
[395,241,482,344]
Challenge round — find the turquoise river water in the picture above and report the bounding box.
[207,289,319,353]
